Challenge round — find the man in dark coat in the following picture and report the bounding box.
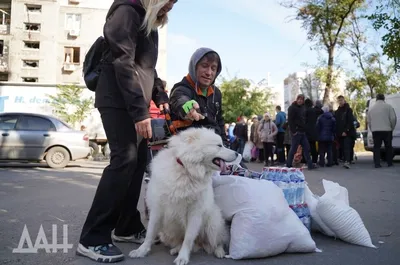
[335,95,356,169]
[305,98,318,164]
[286,94,316,170]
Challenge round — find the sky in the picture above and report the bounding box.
[165,0,384,88]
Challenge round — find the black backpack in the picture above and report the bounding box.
[82,36,106,92]
[82,2,144,92]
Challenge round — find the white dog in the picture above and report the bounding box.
[129,128,238,265]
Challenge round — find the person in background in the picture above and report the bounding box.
[317,105,336,167]
[368,93,397,168]
[305,98,318,164]
[77,0,176,262]
[286,94,316,170]
[275,105,286,164]
[250,115,262,162]
[335,95,356,169]
[314,100,324,117]
[258,112,278,166]
[228,122,236,148]
[233,116,248,156]
[282,120,291,161]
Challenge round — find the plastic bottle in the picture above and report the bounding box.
[302,203,311,231]
[279,168,291,203]
[288,168,298,205]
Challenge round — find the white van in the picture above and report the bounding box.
[365,93,400,159]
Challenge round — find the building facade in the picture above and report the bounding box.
[0,0,168,85]
[283,70,346,111]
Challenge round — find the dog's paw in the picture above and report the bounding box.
[174,256,190,265]
[128,246,150,258]
[170,245,181,256]
[213,246,225,259]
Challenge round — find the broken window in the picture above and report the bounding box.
[23,41,40,49]
[26,5,42,12]
[22,77,38,82]
[25,23,40,31]
[23,60,39,68]
[64,47,80,63]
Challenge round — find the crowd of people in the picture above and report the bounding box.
[227,94,362,170]
[75,0,396,262]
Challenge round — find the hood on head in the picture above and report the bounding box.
[188,47,222,84]
[315,100,323,108]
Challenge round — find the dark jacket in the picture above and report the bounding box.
[334,103,356,138]
[317,111,336,142]
[287,102,306,134]
[234,122,248,141]
[94,0,168,123]
[314,106,323,117]
[305,106,318,141]
[169,48,226,143]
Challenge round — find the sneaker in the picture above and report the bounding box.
[76,243,124,263]
[343,162,350,169]
[112,229,146,244]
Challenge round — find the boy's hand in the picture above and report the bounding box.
[182,100,205,121]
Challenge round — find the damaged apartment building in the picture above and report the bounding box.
[0,0,168,85]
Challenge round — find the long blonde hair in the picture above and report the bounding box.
[140,0,170,36]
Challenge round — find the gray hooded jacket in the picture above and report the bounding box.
[169,47,226,143]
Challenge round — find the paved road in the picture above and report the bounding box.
[0,154,399,265]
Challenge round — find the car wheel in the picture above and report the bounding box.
[89,141,99,156]
[45,146,70,169]
[102,143,110,159]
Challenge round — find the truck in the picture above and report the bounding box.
[365,92,400,160]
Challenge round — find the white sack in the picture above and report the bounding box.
[316,179,376,248]
[213,175,318,259]
[242,141,254,161]
[304,184,335,236]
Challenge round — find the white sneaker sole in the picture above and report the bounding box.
[76,243,124,263]
[111,231,145,244]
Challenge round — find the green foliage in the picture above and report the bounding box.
[218,77,274,123]
[367,1,400,71]
[47,85,94,128]
[282,0,365,103]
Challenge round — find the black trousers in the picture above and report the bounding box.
[79,107,147,247]
[338,136,352,163]
[263,142,274,163]
[373,131,393,166]
[276,132,285,163]
[309,140,318,164]
[318,141,333,166]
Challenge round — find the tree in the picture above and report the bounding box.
[368,0,400,71]
[300,71,323,101]
[47,85,94,128]
[218,77,274,123]
[282,0,365,104]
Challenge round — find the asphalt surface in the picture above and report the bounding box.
[0,154,399,265]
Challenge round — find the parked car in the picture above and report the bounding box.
[0,112,90,168]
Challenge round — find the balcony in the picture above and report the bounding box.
[0,8,10,35]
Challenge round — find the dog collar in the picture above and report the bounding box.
[176,158,184,167]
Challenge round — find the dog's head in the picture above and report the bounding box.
[168,128,239,174]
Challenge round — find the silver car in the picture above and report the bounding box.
[0,112,90,168]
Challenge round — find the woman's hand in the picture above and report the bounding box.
[135,118,152,139]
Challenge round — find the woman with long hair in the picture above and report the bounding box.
[77,0,177,262]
